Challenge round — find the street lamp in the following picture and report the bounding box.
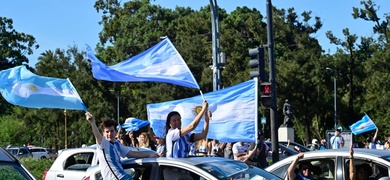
[110,89,120,125]
[326,67,337,130]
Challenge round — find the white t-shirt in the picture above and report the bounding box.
[97,138,131,180]
[232,142,248,160]
[330,135,344,149]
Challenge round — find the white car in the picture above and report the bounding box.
[29,147,51,159]
[42,145,156,180]
[43,147,98,180]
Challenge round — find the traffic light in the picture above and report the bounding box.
[248,46,266,81]
[260,82,272,107]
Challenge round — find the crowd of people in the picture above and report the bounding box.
[84,101,390,180]
[84,100,274,179]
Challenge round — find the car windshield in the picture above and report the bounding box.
[0,163,33,179]
[196,160,280,180]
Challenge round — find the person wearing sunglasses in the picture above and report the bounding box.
[287,152,313,180]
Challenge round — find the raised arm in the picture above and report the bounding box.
[180,101,208,136]
[193,110,211,142]
[349,145,355,180]
[85,112,103,145]
[288,152,304,180]
[373,128,379,142]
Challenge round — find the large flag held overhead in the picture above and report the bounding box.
[86,38,200,89]
[349,114,377,135]
[147,80,256,143]
[0,66,87,111]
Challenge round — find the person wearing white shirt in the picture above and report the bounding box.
[85,112,158,180]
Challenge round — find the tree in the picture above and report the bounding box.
[0,17,39,116]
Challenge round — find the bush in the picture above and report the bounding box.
[20,157,54,179]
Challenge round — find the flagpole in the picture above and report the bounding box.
[254,78,259,143]
[199,90,206,101]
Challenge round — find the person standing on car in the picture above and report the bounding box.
[85,112,158,180]
[330,129,344,149]
[165,101,211,158]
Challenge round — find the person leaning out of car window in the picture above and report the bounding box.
[287,152,313,180]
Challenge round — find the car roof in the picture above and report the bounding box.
[267,148,390,168]
[121,156,238,166]
[1,147,18,162]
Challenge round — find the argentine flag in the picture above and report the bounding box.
[0,66,87,111]
[349,114,377,135]
[86,37,200,89]
[147,80,256,143]
[121,117,149,132]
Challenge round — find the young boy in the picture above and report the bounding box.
[85,112,157,180]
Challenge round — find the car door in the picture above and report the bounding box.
[55,152,95,180]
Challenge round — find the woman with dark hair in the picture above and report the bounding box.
[165,101,211,158]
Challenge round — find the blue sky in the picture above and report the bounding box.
[1,0,389,67]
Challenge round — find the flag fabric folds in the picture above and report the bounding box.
[86,38,200,89]
[121,117,150,132]
[0,66,87,111]
[349,114,377,135]
[147,80,256,143]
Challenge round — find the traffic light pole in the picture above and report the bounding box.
[210,0,222,91]
[266,0,279,163]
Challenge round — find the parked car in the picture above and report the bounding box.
[6,146,33,159]
[46,148,58,159]
[83,156,282,180]
[43,145,155,180]
[265,148,390,180]
[277,141,311,152]
[29,147,51,159]
[0,146,36,179]
[265,142,298,161]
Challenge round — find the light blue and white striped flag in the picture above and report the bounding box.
[121,117,150,132]
[0,66,87,111]
[86,38,200,89]
[147,80,256,143]
[349,114,377,135]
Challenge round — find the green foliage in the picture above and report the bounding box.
[20,157,54,179]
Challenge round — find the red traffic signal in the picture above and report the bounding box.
[260,83,272,95]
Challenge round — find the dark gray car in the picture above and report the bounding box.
[0,146,36,179]
[6,146,33,159]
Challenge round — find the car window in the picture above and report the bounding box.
[161,166,199,180]
[7,149,18,156]
[344,158,389,180]
[20,149,29,155]
[281,158,335,180]
[64,152,94,171]
[0,164,32,179]
[268,164,289,179]
[122,163,153,180]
